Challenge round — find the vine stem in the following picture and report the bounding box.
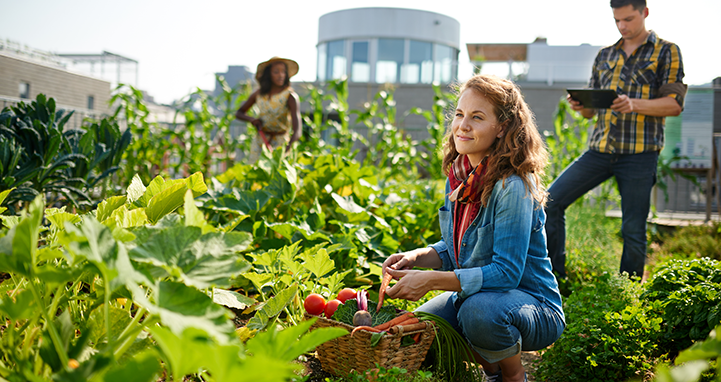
[28,280,70,368]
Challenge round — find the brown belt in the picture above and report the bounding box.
[261,130,287,137]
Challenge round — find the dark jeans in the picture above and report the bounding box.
[545,150,658,278]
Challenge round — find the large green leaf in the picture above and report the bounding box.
[129,225,251,289]
[183,189,214,233]
[87,304,134,346]
[150,326,297,382]
[126,174,146,204]
[106,205,148,228]
[0,195,43,276]
[135,281,235,343]
[45,209,81,231]
[300,248,335,279]
[212,288,257,310]
[0,288,37,321]
[97,195,128,222]
[186,171,208,197]
[207,189,270,215]
[246,318,347,363]
[145,181,188,224]
[135,175,167,208]
[100,350,161,382]
[247,284,298,331]
[60,216,144,292]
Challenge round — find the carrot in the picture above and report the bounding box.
[372,311,415,331]
[412,332,421,344]
[376,271,394,313]
[392,317,419,327]
[351,326,382,336]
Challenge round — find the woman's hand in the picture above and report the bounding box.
[384,269,432,301]
[251,118,263,129]
[382,251,417,276]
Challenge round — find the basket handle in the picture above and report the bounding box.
[389,321,429,336]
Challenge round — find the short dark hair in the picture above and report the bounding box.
[610,0,646,11]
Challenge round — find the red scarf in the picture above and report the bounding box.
[448,155,487,267]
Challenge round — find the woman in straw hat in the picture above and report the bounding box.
[235,57,301,162]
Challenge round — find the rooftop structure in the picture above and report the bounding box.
[317,7,460,84]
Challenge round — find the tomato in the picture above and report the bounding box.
[304,293,326,316]
[325,299,343,319]
[336,288,356,303]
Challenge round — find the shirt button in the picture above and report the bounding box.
[462,243,466,247]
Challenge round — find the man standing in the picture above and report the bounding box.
[545,0,686,279]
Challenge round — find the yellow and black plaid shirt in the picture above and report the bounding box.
[589,31,685,154]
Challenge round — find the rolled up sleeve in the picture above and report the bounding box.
[429,240,454,271]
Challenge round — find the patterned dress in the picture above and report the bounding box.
[248,87,295,162]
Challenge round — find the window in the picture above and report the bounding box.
[402,41,433,84]
[434,45,457,83]
[19,82,30,99]
[87,96,95,110]
[375,38,404,83]
[326,40,346,80]
[351,41,370,82]
[317,43,327,81]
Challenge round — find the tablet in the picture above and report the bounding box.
[566,89,618,109]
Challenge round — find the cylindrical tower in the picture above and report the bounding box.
[317,8,460,84]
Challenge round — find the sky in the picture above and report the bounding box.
[1,0,719,105]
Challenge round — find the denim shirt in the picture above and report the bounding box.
[430,175,564,317]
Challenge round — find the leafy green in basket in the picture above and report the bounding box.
[331,298,398,327]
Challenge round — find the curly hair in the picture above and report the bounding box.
[258,62,291,95]
[442,74,549,207]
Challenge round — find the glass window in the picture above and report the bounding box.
[317,43,327,81]
[19,82,30,99]
[87,95,94,110]
[375,38,404,83]
[326,40,346,80]
[351,41,370,83]
[434,45,457,83]
[402,40,433,84]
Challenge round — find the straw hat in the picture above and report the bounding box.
[255,57,299,81]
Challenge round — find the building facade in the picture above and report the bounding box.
[0,51,111,117]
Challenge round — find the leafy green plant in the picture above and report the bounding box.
[654,324,720,382]
[650,222,721,263]
[642,258,721,355]
[111,84,177,186]
[174,76,251,179]
[0,95,92,211]
[338,364,435,382]
[354,87,418,177]
[409,82,457,180]
[544,97,618,211]
[559,204,623,295]
[538,272,661,382]
[0,172,347,381]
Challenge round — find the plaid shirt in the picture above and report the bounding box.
[588,31,684,154]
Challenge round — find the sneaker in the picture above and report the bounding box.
[484,371,502,382]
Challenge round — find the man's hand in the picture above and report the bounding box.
[567,94,597,119]
[567,94,585,111]
[611,94,635,113]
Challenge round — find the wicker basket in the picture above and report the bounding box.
[306,313,436,376]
